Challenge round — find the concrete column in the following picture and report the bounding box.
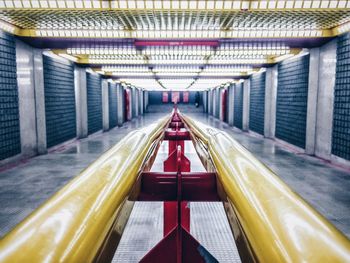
[315,39,337,159]
[227,84,234,126]
[131,87,136,117]
[242,79,251,131]
[207,89,212,115]
[74,65,88,139]
[139,89,144,115]
[219,87,224,121]
[305,48,320,154]
[144,90,149,112]
[203,91,208,113]
[216,88,221,118]
[212,89,216,117]
[208,90,214,116]
[136,88,140,116]
[116,83,124,126]
[264,65,278,138]
[102,79,109,131]
[33,49,46,154]
[16,39,47,156]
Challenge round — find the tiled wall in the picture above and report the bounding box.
[234,83,243,129]
[87,73,102,134]
[249,72,266,135]
[148,91,198,104]
[108,82,118,129]
[43,55,76,148]
[0,31,20,160]
[332,33,350,160]
[276,54,309,148]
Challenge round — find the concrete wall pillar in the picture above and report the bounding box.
[219,87,224,121]
[16,39,47,156]
[242,79,251,131]
[102,79,109,131]
[315,40,337,159]
[207,89,212,115]
[144,90,149,112]
[131,87,136,117]
[227,84,234,126]
[139,89,144,115]
[305,48,320,154]
[213,88,219,118]
[210,89,213,116]
[136,88,139,117]
[203,91,208,113]
[33,49,46,154]
[74,65,88,139]
[211,89,215,116]
[264,65,278,138]
[116,83,124,126]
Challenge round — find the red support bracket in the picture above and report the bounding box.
[139,172,220,202]
[164,148,190,172]
[139,109,218,262]
[164,129,191,141]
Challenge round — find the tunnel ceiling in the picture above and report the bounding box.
[1,0,350,90]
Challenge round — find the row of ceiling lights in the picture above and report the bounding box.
[88,58,268,65]
[101,65,254,72]
[36,29,324,38]
[1,0,349,9]
[67,46,290,56]
[64,43,288,89]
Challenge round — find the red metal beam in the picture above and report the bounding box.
[135,40,219,47]
[139,172,220,202]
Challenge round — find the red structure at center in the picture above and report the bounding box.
[139,109,219,263]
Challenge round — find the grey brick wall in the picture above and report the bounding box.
[87,73,102,134]
[109,82,118,129]
[249,72,266,135]
[332,33,350,160]
[43,56,76,148]
[0,31,20,160]
[234,83,243,129]
[276,55,309,148]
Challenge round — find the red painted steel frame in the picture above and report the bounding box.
[134,40,219,47]
[139,109,218,263]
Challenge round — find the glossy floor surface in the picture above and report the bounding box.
[0,104,349,243]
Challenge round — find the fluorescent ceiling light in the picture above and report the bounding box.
[35,28,324,39]
[111,72,153,77]
[4,0,348,10]
[156,72,199,77]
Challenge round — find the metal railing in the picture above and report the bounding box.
[0,116,169,263]
[181,114,350,262]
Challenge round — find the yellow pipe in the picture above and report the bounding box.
[0,116,169,263]
[181,115,350,262]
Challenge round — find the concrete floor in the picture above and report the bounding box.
[0,104,349,242]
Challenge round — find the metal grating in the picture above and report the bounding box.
[276,54,310,149]
[109,82,118,129]
[0,8,349,32]
[190,202,241,263]
[249,72,266,135]
[0,30,20,160]
[112,202,164,263]
[234,83,243,129]
[332,32,350,160]
[43,55,76,148]
[87,72,102,134]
